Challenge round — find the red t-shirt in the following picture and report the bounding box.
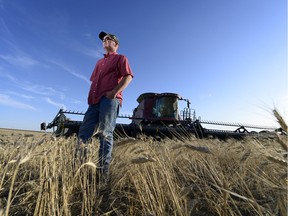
[88,52,133,106]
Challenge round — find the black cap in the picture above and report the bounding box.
[99,31,119,45]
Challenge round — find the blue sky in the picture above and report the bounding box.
[0,0,287,131]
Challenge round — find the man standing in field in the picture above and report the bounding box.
[77,31,134,179]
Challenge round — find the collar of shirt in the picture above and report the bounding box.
[104,52,118,58]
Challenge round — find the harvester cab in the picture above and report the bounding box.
[131,92,194,125]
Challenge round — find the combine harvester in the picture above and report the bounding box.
[41,92,283,140]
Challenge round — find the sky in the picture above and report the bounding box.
[0,0,287,131]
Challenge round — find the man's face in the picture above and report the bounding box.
[102,35,118,51]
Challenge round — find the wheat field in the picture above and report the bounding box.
[0,122,287,215]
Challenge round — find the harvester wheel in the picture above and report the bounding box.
[235,126,248,133]
[53,125,74,137]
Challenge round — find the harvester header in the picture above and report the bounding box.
[41,92,283,140]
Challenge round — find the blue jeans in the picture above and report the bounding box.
[78,96,120,173]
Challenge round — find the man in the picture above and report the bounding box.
[77,31,134,177]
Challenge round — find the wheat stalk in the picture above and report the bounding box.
[273,108,287,132]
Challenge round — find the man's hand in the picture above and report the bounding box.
[105,90,117,99]
[105,75,133,99]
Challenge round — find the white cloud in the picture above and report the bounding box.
[0,70,65,100]
[0,36,49,69]
[47,59,90,84]
[45,97,66,109]
[71,33,103,59]
[72,98,82,104]
[0,70,16,81]
[70,71,90,84]
[0,93,36,110]
[5,91,34,100]
[0,18,11,35]
[19,82,65,99]
[79,46,103,59]
[0,54,40,68]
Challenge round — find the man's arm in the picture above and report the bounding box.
[105,75,133,99]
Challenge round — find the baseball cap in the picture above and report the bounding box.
[99,31,119,45]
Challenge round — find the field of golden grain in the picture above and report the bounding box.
[0,126,287,216]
